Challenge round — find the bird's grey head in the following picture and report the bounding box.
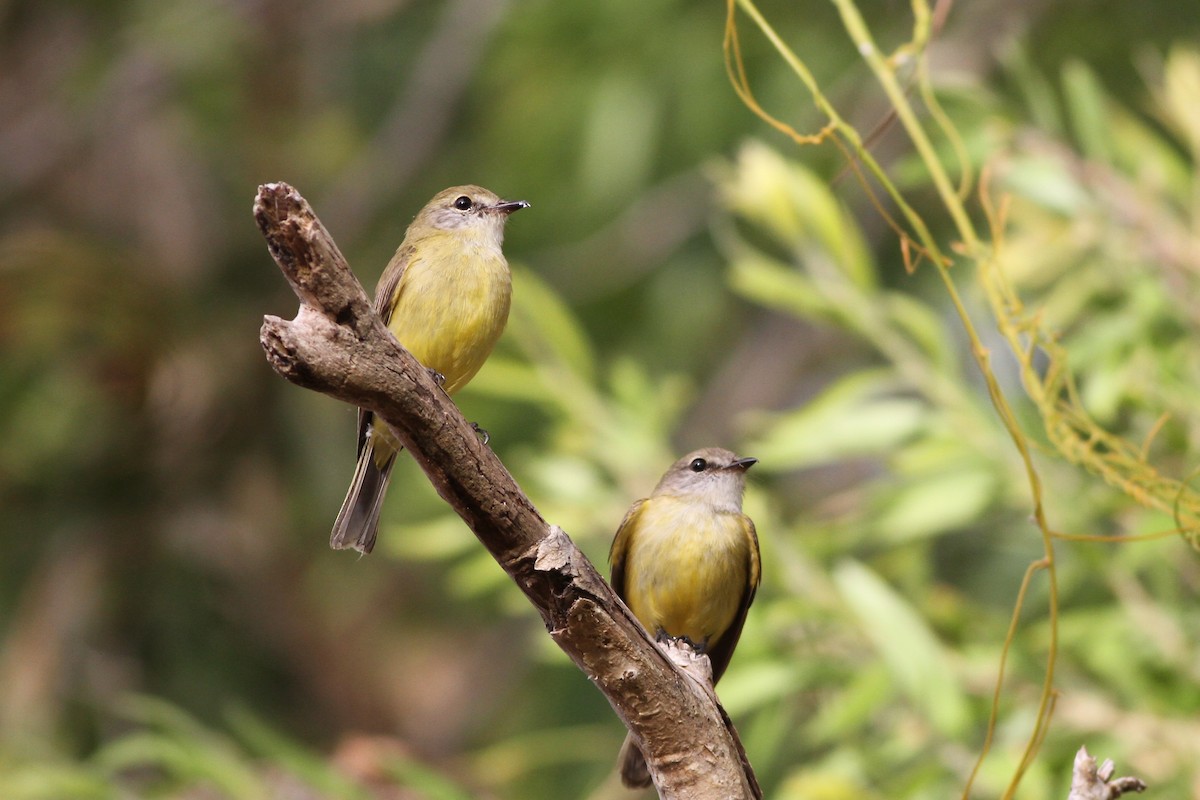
[653,447,757,511]
[416,185,529,243]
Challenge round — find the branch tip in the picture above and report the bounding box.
[1069,746,1147,800]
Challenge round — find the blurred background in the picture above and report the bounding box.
[2,0,1199,797]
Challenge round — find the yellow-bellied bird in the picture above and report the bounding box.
[609,447,761,788]
[331,185,528,554]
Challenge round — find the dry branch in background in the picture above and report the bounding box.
[1067,747,1147,800]
[253,182,760,800]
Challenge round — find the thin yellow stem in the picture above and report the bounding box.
[828,0,980,252]
[960,558,1047,800]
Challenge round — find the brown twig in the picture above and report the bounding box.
[253,182,760,800]
[1067,747,1147,800]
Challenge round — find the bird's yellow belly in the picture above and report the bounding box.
[622,499,750,649]
[388,250,512,395]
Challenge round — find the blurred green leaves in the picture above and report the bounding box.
[833,561,968,737]
[719,141,875,291]
[746,371,927,469]
[3,0,1200,798]
[710,17,1199,795]
[0,695,492,800]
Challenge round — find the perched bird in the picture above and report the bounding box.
[330,185,528,554]
[608,447,761,788]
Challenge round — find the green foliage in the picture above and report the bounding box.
[0,696,482,799]
[2,0,1199,798]
[715,4,1200,795]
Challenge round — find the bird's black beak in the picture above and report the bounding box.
[494,199,530,215]
[730,457,758,471]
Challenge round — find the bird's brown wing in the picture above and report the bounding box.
[608,499,647,605]
[354,243,414,457]
[704,515,761,684]
[373,242,414,323]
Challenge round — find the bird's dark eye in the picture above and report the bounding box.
[453,195,473,211]
[690,458,708,473]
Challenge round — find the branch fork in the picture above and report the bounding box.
[254,182,759,799]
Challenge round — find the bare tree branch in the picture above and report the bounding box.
[1068,747,1147,800]
[253,182,760,800]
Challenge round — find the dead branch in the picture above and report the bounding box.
[1068,747,1147,800]
[253,182,760,799]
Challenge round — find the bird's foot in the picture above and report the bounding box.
[427,368,447,387]
[655,631,705,654]
[470,422,490,445]
[655,635,713,685]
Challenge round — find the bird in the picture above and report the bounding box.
[608,447,761,788]
[330,185,528,554]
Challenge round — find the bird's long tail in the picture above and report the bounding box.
[617,734,652,788]
[330,442,396,554]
